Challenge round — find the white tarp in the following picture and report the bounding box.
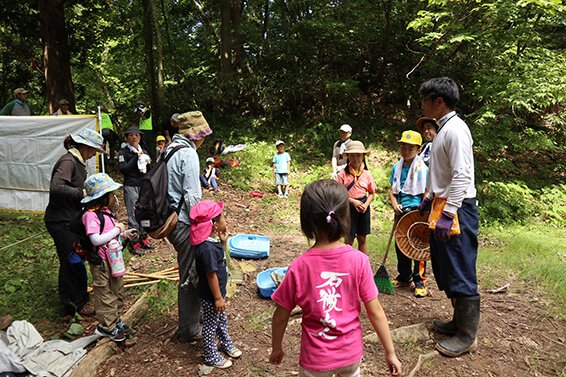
[0,115,99,213]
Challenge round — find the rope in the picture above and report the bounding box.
[0,230,47,252]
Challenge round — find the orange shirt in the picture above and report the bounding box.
[336,167,377,199]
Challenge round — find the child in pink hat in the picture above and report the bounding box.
[190,200,241,369]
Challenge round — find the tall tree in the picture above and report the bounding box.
[39,0,75,114]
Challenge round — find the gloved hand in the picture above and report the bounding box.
[418,197,432,216]
[435,212,454,241]
[122,229,139,241]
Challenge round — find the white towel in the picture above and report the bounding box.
[127,144,151,173]
[391,155,428,196]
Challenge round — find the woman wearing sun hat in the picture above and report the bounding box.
[335,140,377,254]
[44,128,106,318]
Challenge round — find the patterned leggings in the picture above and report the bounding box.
[200,299,236,365]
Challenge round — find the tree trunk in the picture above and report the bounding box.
[39,0,75,114]
[151,0,164,126]
[220,0,232,74]
[231,0,243,75]
[141,0,156,119]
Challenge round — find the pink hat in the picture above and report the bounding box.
[190,200,225,245]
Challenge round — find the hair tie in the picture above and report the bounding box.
[326,211,335,224]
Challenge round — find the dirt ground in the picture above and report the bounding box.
[89,187,565,377]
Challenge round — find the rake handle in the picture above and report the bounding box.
[381,217,399,265]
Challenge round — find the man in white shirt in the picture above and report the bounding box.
[418,77,479,358]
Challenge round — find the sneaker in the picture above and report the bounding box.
[129,242,146,255]
[391,278,411,288]
[116,319,130,334]
[95,324,126,342]
[414,286,428,298]
[140,238,155,250]
[283,192,289,198]
[224,347,242,358]
[277,193,283,198]
[209,358,232,369]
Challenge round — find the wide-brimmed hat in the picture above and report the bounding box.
[339,124,352,133]
[342,140,370,156]
[70,128,106,153]
[398,130,422,146]
[416,117,438,133]
[13,88,29,96]
[395,210,430,261]
[178,111,212,141]
[189,201,224,246]
[81,173,123,203]
[124,126,143,136]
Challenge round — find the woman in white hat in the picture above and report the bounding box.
[335,140,377,254]
[44,128,106,318]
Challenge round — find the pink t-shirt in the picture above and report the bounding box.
[336,168,377,199]
[82,210,117,259]
[271,245,378,371]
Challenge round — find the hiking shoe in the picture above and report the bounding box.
[208,358,232,369]
[116,319,130,334]
[224,347,242,358]
[95,324,126,342]
[141,238,155,250]
[129,242,146,255]
[414,286,428,298]
[391,278,411,288]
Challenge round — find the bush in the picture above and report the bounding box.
[478,181,566,227]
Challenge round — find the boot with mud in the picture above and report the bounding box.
[432,298,457,335]
[436,295,480,357]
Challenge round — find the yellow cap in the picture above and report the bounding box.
[156,135,166,142]
[398,131,422,146]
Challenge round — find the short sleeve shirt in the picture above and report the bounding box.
[273,152,291,174]
[389,164,423,208]
[195,240,228,301]
[271,245,378,371]
[336,168,377,199]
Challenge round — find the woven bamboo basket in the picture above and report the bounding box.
[395,210,431,261]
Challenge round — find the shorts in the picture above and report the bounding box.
[275,173,289,186]
[299,360,361,377]
[349,196,371,240]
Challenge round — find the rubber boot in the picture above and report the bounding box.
[432,298,457,335]
[436,296,480,357]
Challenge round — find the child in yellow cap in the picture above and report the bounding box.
[389,130,429,297]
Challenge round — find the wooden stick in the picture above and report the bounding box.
[124,280,161,288]
[407,351,439,377]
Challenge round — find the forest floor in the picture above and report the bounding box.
[82,186,566,377]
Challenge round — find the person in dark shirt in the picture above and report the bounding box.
[118,126,154,255]
[190,200,242,369]
[44,128,106,317]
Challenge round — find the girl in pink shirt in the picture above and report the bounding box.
[336,141,377,254]
[269,179,402,377]
[81,173,138,342]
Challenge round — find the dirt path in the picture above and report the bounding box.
[95,187,566,377]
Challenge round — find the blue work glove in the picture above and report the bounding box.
[435,212,454,241]
[418,197,432,216]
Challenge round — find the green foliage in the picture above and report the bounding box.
[478,181,566,227]
[0,213,61,324]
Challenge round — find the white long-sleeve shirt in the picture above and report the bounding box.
[426,111,476,214]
